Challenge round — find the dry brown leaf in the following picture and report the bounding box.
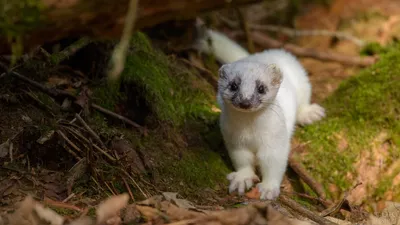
[160,201,203,221]
[96,194,129,224]
[67,217,94,225]
[122,204,141,224]
[365,215,392,225]
[0,139,10,158]
[162,192,196,210]
[245,187,261,199]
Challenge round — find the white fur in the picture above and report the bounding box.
[196,29,325,200]
[195,29,249,64]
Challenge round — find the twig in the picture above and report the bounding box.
[62,193,76,203]
[60,142,82,161]
[57,130,83,153]
[250,24,365,46]
[92,143,116,162]
[319,182,362,217]
[218,15,365,46]
[122,169,148,198]
[122,177,135,201]
[24,90,57,117]
[104,182,117,195]
[319,193,348,217]
[288,156,327,200]
[279,195,336,225]
[108,0,139,80]
[290,192,332,208]
[236,8,255,53]
[180,58,218,91]
[251,31,378,67]
[75,113,107,149]
[44,198,83,212]
[91,103,142,129]
[50,37,91,65]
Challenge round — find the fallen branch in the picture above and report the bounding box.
[250,31,378,67]
[288,156,328,201]
[218,15,365,46]
[0,0,263,54]
[75,113,107,149]
[50,37,92,65]
[250,24,365,47]
[91,103,142,129]
[279,195,336,225]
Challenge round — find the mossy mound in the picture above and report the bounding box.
[89,32,230,203]
[296,46,400,205]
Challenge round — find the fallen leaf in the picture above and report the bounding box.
[37,130,55,144]
[0,139,10,158]
[162,192,196,209]
[96,193,129,224]
[245,187,261,199]
[122,204,141,224]
[21,115,32,123]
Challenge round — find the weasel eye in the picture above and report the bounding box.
[229,83,238,92]
[258,85,266,94]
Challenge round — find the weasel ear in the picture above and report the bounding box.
[266,64,283,87]
[218,64,229,79]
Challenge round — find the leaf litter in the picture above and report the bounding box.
[2,192,400,225]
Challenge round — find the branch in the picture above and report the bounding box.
[0,0,262,54]
[251,31,378,67]
[279,195,336,225]
[288,156,328,201]
[249,24,366,47]
[218,15,365,46]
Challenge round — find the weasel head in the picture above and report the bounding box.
[217,61,283,113]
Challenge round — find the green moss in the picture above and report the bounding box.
[164,148,229,190]
[360,42,389,56]
[93,32,218,127]
[296,46,400,200]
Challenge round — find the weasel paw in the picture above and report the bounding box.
[227,169,259,195]
[256,182,280,200]
[297,103,326,125]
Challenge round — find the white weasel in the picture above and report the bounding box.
[195,29,326,200]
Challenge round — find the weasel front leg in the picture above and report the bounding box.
[226,149,260,195]
[256,131,290,200]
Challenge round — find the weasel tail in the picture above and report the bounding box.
[195,29,250,64]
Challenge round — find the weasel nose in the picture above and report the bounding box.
[239,100,251,109]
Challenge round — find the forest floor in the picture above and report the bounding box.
[0,0,400,224]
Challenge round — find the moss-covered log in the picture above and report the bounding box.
[0,0,262,54]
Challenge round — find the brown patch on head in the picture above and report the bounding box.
[267,64,283,87]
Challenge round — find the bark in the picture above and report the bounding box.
[0,0,261,54]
